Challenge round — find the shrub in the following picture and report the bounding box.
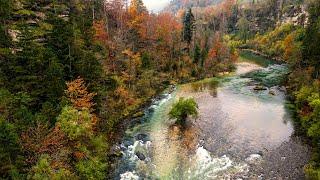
[305,164,320,180]
[28,155,75,180]
[57,106,94,140]
[75,157,107,180]
[169,98,198,126]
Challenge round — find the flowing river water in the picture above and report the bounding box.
[113,57,311,179]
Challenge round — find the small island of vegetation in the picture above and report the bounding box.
[169,98,198,127]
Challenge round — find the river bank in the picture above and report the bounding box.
[110,54,311,179]
[107,75,224,175]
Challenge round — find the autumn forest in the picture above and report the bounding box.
[0,0,320,179]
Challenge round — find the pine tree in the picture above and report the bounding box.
[182,8,195,49]
[193,44,201,64]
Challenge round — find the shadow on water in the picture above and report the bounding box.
[189,78,220,97]
[239,51,275,67]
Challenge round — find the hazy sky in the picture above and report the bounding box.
[143,0,170,12]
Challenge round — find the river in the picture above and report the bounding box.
[113,56,310,179]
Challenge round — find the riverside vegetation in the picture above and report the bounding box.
[0,0,320,179]
[169,98,198,126]
[0,0,236,179]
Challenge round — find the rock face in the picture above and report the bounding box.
[280,4,308,26]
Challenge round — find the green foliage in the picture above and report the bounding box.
[295,83,320,139]
[193,44,201,64]
[75,157,107,180]
[169,98,198,125]
[305,164,320,180]
[141,52,151,69]
[0,0,13,47]
[90,135,108,157]
[239,51,273,67]
[302,0,320,78]
[237,17,251,42]
[28,155,52,180]
[28,155,75,180]
[293,83,320,178]
[0,119,22,179]
[248,23,297,58]
[57,106,93,140]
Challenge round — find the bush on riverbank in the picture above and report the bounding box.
[294,82,320,179]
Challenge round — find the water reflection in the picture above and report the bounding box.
[184,78,220,98]
[115,62,309,180]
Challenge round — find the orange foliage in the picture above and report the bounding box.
[208,35,225,61]
[155,13,182,44]
[128,3,148,38]
[202,0,236,19]
[73,151,86,160]
[65,77,97,111]
[21,123,67,165]
[93,20,108,43]
[208,48,217,60]
[282,32,303,65]
[114,86,136,106]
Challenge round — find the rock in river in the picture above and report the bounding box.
[269,90,276,95]
[135,151,146,161]
[245,154,263,164]
[253,85,267,91]
[135,133,149,142]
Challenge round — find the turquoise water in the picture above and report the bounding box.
[114,60,309,179]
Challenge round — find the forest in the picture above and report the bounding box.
[0,0,319,179]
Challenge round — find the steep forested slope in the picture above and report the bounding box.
[225,0,320,178]
[0,0,237,179]
[1,0,319,179]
